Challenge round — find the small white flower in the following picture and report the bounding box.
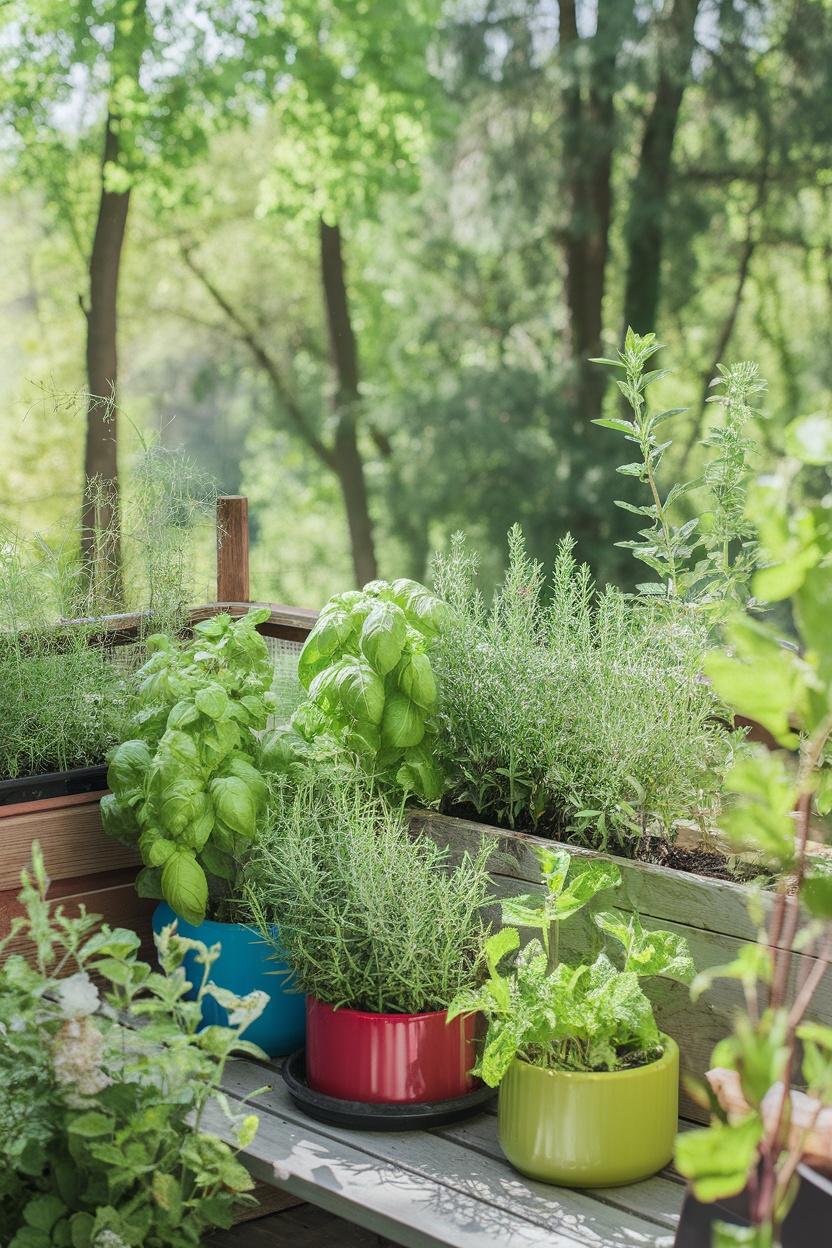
[55,972,100,1019]
[52,1016,112,1103]
[94,1232,130,1248]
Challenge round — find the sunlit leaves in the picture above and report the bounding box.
[675,1114,764,1203]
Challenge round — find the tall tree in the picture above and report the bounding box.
[0,0,286,601]
[176,0,443,586]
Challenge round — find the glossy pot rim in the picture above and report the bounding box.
[509,1035,678,1084]
[308,995,454,1023]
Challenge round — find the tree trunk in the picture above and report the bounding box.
[319,217,378,586]
[558,0,628,425]
[81,114,130,608]
[622,0,702,337]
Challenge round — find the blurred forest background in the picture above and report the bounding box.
[1,0,831,607]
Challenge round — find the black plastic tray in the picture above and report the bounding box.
[281,1048,496,1131]
[0,764,109,808]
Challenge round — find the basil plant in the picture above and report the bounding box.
[101,608,275,926]
[265,579,449,803]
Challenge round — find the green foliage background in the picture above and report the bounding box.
[2,0,832,602]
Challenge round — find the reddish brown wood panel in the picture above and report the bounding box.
[2,880,156,966]
[217,496,251,604]
[0,796,141,892]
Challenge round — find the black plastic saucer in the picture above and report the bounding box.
[281,1048,496,1131]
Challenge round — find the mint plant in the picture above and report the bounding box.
[0,844,266,1248]
[448,844,694,1085]
[266,579,449,804]
[101,608,275,926]
[673,413,832,1248]
[592,329,766,617]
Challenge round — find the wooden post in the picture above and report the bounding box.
[216,496,250,604]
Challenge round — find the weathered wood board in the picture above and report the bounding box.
[410,809,832,1125]
[208,1056,681,1248]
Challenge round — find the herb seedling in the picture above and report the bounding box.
[448,844,694,1085]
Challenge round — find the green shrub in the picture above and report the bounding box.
[0,845,264,1248]
[245,769,492,1014]
[432,525,736,850]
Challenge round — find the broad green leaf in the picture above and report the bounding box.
[674,1113,763,1202]
[312,607,354,658]
[555,861,621,918]
[151,1173,182,1218]
[802,858,832,919]
[178,791,214,851]
[145,836,178,867]
[705,618,803,748]
[595,911,694,982]
[22,1196,68,1234]
[395,651,438,710]
[158,728,202,770]
[67,1112,113,1139]
[200,842,235,881]
[238,1114,259,1148]
[337,661,385,724]
[69,1212,95,1248]
[359,601,407,676]
[195,684,230,720]
[719,805,795,865]
[161,850,208,926]
[167,699,200,730]
[209,776,257,840]
[795,565,832,679]
[106,740,152,800]
[395,740,445,802]
[724,750,798,817]
[381,692,425,748]
[223,756,268,808]
[135,865,164,899]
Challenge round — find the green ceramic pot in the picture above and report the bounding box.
[498,1036,679,1187]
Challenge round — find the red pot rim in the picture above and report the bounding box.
[308,996,452,1023]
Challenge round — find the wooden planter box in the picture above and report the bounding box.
[410,808,832,1125]
[0,788,154,961]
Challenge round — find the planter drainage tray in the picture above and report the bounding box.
[282,1048,496,1130]
[0,764,109,807]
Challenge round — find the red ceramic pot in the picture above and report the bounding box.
[305,996,479,1104]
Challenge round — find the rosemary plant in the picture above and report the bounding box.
[244,769,492,1015]
[431,526,735,849]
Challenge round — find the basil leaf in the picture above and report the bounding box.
[161,850,208,926]
[381,692,425,748]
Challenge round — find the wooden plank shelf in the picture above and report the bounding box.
[208,1056,681,1248]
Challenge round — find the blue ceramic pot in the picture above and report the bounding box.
[152,902,306,1057]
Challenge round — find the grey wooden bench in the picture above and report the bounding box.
[208,1054,686,1248]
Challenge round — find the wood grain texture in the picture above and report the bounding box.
[214,1058,680,1247]
[217,496,251,604]
[1,880,156,964]
[0,797,140,890]
[210,1202,395,1247]
[232,1182,304,1224]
